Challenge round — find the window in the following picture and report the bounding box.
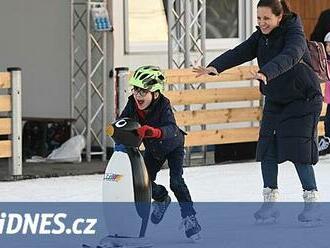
[125,0,167,43]
[124,0,245,53]
[206,0,238,38]
[206,0,245,49]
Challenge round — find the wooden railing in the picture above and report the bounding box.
[164,65,262,147]
[164,66,326,147]
[0,68,22,177]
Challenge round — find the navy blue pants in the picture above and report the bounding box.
[261,140,317,191]
[144,146,196,218]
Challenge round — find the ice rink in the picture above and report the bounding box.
[1,155,330,202]
[1,155,330,248]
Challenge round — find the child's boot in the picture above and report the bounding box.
[181,215,201,241]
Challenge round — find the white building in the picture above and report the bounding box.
[0,0,258,121]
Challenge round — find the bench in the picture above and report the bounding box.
[0,68,22,177]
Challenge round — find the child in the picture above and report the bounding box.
[319,32,330,154]
[119,65,201,240]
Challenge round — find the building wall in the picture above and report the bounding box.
[0,0,71,118]
[289,0,330,39]
[0,0,326,120]
[0,0,256,120]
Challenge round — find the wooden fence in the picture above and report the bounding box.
[164,65,262,147]
[163,66,326,148]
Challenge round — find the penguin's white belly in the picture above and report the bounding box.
[102,151,143,237]
[103,151,135,202]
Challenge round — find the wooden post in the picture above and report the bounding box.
[8,67,22,177]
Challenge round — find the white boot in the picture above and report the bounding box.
[254,187,280,223]
[298,190,321,226]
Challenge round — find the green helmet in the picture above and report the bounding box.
[129,65,165,93]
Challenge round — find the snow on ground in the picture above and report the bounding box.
[1,155,330,202]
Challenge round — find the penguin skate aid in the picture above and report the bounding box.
[88,117,152,248]
[116,65,201,241]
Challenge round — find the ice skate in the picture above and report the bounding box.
[150,195,171,224]
[298,190,321,227]
[180,215,202,242]
[318,136,330,152]
[254,188,280,224]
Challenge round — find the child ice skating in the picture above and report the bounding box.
[318,32,330,154]
[119,65,201,240]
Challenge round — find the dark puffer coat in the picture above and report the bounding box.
[119,94,185,161]
[208,13,322,165]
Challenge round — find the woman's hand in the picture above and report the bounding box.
[254,72,268,84]
[192,66,218,77]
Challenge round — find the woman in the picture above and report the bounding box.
[194,0,322,224]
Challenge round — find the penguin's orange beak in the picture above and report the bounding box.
[106,124,114,136]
